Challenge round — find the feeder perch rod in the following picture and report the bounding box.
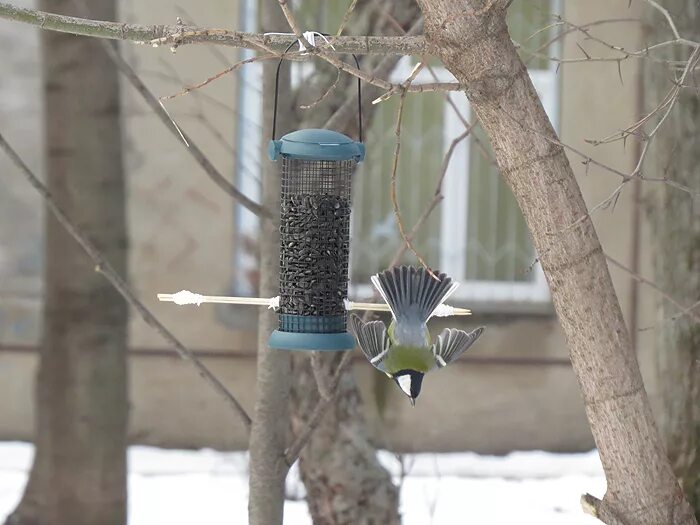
[347,301,471,316]
[156,290,471,316]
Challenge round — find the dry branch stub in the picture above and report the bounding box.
[267,129,364,351]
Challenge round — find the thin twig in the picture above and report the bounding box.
[497,103,700,201]
[373,60,425,104]
[161,53,279,101]
[299,68,341,110]
[638,300,700,332]
[640,0,681,40]
[98,41,271,219]
[589,47,700,167]
[316,49,461,94]
[276,0,313,51]
[369,0,409,35]
[631,47,700,175]
[389,90,436,278]
[555,181,626,235]
[0,131,252,430]
[322,18,424,131]
[606,255,700,324]
[390,127,473,264]
[310,352,333,400]
[336,0,360,36]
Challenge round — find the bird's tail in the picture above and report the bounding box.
[371,265,459,324]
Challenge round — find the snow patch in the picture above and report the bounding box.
[0,442,605,524]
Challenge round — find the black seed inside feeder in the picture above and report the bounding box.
[267,129,365,351]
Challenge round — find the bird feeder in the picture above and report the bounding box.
[267,53,365,352]
[155,50,473,342]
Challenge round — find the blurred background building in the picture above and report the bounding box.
[0,0,657,453]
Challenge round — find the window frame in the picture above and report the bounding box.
[348,57,558,309]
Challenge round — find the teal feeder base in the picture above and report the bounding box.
[268,330,355,352]
[268,314,354,351]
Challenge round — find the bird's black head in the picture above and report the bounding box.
[392,370,424,406]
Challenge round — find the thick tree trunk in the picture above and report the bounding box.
[291,356,400,525]
[3,1,128,525]
[645,0,700,518]
[287,2,418,523]
[247,3,294,525]
[415,1,695,524]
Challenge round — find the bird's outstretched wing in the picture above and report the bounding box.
[431,327,484,368]
[350,314,389,370]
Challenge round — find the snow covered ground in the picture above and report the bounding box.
[0,442,606,524]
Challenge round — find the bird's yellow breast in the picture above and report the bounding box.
[383,345,434,373]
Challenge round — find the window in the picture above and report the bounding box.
[232,0,263,295]
[236,0,560,310]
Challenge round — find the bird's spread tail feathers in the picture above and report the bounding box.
[371,265,458,324]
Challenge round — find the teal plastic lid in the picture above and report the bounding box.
[268,129,365,162]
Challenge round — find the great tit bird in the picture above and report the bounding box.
[351,265,484,406]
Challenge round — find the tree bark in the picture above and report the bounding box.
[3,1,128,525]
[414,1,695,524]
[645,0,700,518]
[291,355,400,525]
[287,2,419,523]
[247,2,294,524]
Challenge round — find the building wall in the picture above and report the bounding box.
[558,0,660,411]
[0,0,662,453]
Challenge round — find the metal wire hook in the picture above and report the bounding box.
[271,37,363,143]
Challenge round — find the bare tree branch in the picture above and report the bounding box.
[0,131,252,430]
[323,18,425,131]
[161,53,278,101]
[606,254,700,324]
[388,89,435,277]
[0,1,463,98]
[0,1,426,54]
[641,0,682,40]
[638,300,700,332]
[336,0,360,36]
[310,352,333,401]
[276,0,313,51]
[581,493,630,525]
[390,127,473,263]
[316,49,461,93]
[96,40,271,219]
[516,16,698,68]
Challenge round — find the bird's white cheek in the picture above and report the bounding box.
[396,375,412,397]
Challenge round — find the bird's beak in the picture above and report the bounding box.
[410,397,416,407]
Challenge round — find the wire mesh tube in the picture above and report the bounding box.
[279,157,355,333]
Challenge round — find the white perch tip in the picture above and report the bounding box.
[432,304,455,317]
[171,290,204,306]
